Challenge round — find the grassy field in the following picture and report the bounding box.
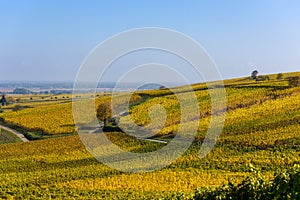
[0,128,22,144]
[0,72,299,199]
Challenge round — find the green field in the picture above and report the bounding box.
[0,72,299,199]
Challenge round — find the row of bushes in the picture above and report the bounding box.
[251,72,299,87]
[192,165,299,200]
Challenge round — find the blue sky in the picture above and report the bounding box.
[0,0,299,82]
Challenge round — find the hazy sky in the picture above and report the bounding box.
[0,0,299,82]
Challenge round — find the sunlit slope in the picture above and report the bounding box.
[1,103,75,135]
[0,71,298,137]
[122,72,300,137]
[0,71,299,198]
[0,94,138,136]
[0,113,299,198]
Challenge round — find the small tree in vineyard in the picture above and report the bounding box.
[276,73,283,80]
[96,101,112,126]
[12,105,22,111]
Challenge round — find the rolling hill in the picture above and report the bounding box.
[0,71,299,199]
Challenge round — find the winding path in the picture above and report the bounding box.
[0,125,29,142]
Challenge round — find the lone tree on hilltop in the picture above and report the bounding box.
[96,101,112,126]
[251,70,259,80]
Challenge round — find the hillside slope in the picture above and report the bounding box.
[0,72,299,199]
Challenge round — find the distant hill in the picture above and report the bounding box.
[12,88,35,94]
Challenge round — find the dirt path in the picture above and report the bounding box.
[137,138,168,144]
[0,125,29,142]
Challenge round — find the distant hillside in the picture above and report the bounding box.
[12,88,35,94]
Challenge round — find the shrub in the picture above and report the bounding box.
[12,105,23,112]
[276,73,283,80]
[288,76,299,87]
[255,76,269,81]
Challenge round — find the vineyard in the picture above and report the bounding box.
[0,72,299,199]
